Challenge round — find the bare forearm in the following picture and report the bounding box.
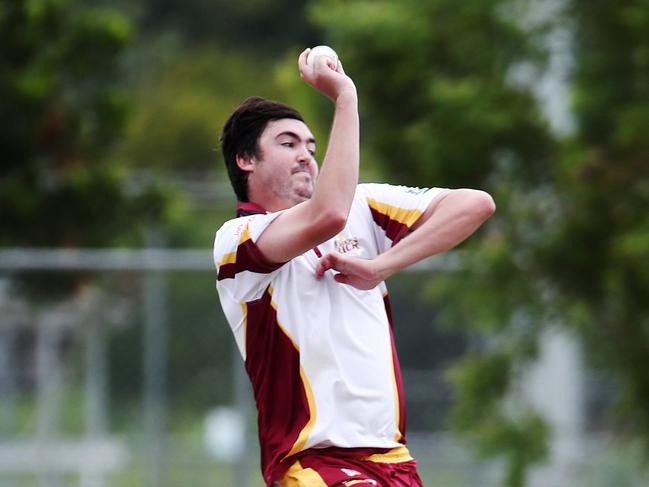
[375,189,495,279]
[308,89,359,221]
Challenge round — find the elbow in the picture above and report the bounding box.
[321,210,348,235]
[477,190,496,219]
[312,209,348,240]
[462,189,496,220]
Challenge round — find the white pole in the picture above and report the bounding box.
[143,233,168,487]
[36,315,63,487]
[80,321,108,487]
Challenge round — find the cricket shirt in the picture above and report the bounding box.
[213,183,447,483]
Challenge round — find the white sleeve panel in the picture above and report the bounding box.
[355,183,449,254]
[213,212,285,303]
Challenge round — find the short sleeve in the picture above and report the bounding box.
[356,183,449,254]
[213,212,285,302]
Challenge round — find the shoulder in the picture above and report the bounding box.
[354,182,436,198]
[215,216,251,245]
[356,182,436,196]
[354,183,446,210]
[213,212,287,268]
[215,212,285,242]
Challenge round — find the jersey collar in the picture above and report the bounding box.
[236,201,268,217]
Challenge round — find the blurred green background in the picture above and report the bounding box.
[1,0,649,486]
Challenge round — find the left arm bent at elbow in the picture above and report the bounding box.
[413,188,495,231]
[466,189,496,220]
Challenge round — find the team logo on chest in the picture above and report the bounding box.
[335,235,360,254]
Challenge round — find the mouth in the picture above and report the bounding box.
[292,170,313,184]
[293,171,314,199]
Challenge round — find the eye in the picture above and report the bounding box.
[308,149,316,156]
[281,142,294,148]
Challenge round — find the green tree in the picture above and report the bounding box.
[130,0,321,54]
[103,0,335,247]
[540,0,649,451]
[312,0,649,485]
[438,0,649,479]
[116,47,298,173]
[0,0,164,250]
[310,0,553,187]
[309,0,556,485]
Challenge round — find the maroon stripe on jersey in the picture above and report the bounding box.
[369,206,410,245]
[217,236,284,281]
[245,287,312,485]
[236,201,267,217]
[383,294,407,442]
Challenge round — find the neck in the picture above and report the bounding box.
[236,201,267,216]
[247,186,294,213]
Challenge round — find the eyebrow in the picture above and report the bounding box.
[275,131,316,146]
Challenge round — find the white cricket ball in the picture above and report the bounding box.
[306,45,339,69]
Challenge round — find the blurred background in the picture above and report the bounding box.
[1,0,648,485]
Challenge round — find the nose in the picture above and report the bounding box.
[296,146,311,164]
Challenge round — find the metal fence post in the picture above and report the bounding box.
[143,236,169,487]
[36,315,63,487]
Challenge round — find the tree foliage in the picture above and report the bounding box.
[540,0,649,448]
[312,0,649,484]
[310,0,553,188]
[131,0,322,55]
[311,0,554,484]
[0,0,164,248]
[115,46,305,172]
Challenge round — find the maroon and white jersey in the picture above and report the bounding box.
[213,183,447,483]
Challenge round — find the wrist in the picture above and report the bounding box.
[334,86,358,107]
[373,253,396,282]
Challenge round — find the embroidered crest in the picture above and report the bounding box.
[335,236,359,254]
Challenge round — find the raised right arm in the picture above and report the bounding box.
[255,49,359,263]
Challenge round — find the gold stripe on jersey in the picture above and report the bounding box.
[283,365,317,459]
[268,287,318,461]
[362,445,414,464]
[240,301,248,349]
[219,250,237,267]
[269,287,299,350]
[383,289,404,443]
[389,349,403,443]
[280,461,327,487]
[217,224,252,268]
[366,198,423,228]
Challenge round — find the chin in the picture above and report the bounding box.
[294,185,314,202]
[293,194,312,204]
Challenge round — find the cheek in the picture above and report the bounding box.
[310,160,319,179]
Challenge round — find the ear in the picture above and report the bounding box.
[235,153,255,173]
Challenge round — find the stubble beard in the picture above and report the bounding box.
[271,173,314,207]
[293,178,314,202]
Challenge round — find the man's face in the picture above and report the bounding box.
[249,118,318,209]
